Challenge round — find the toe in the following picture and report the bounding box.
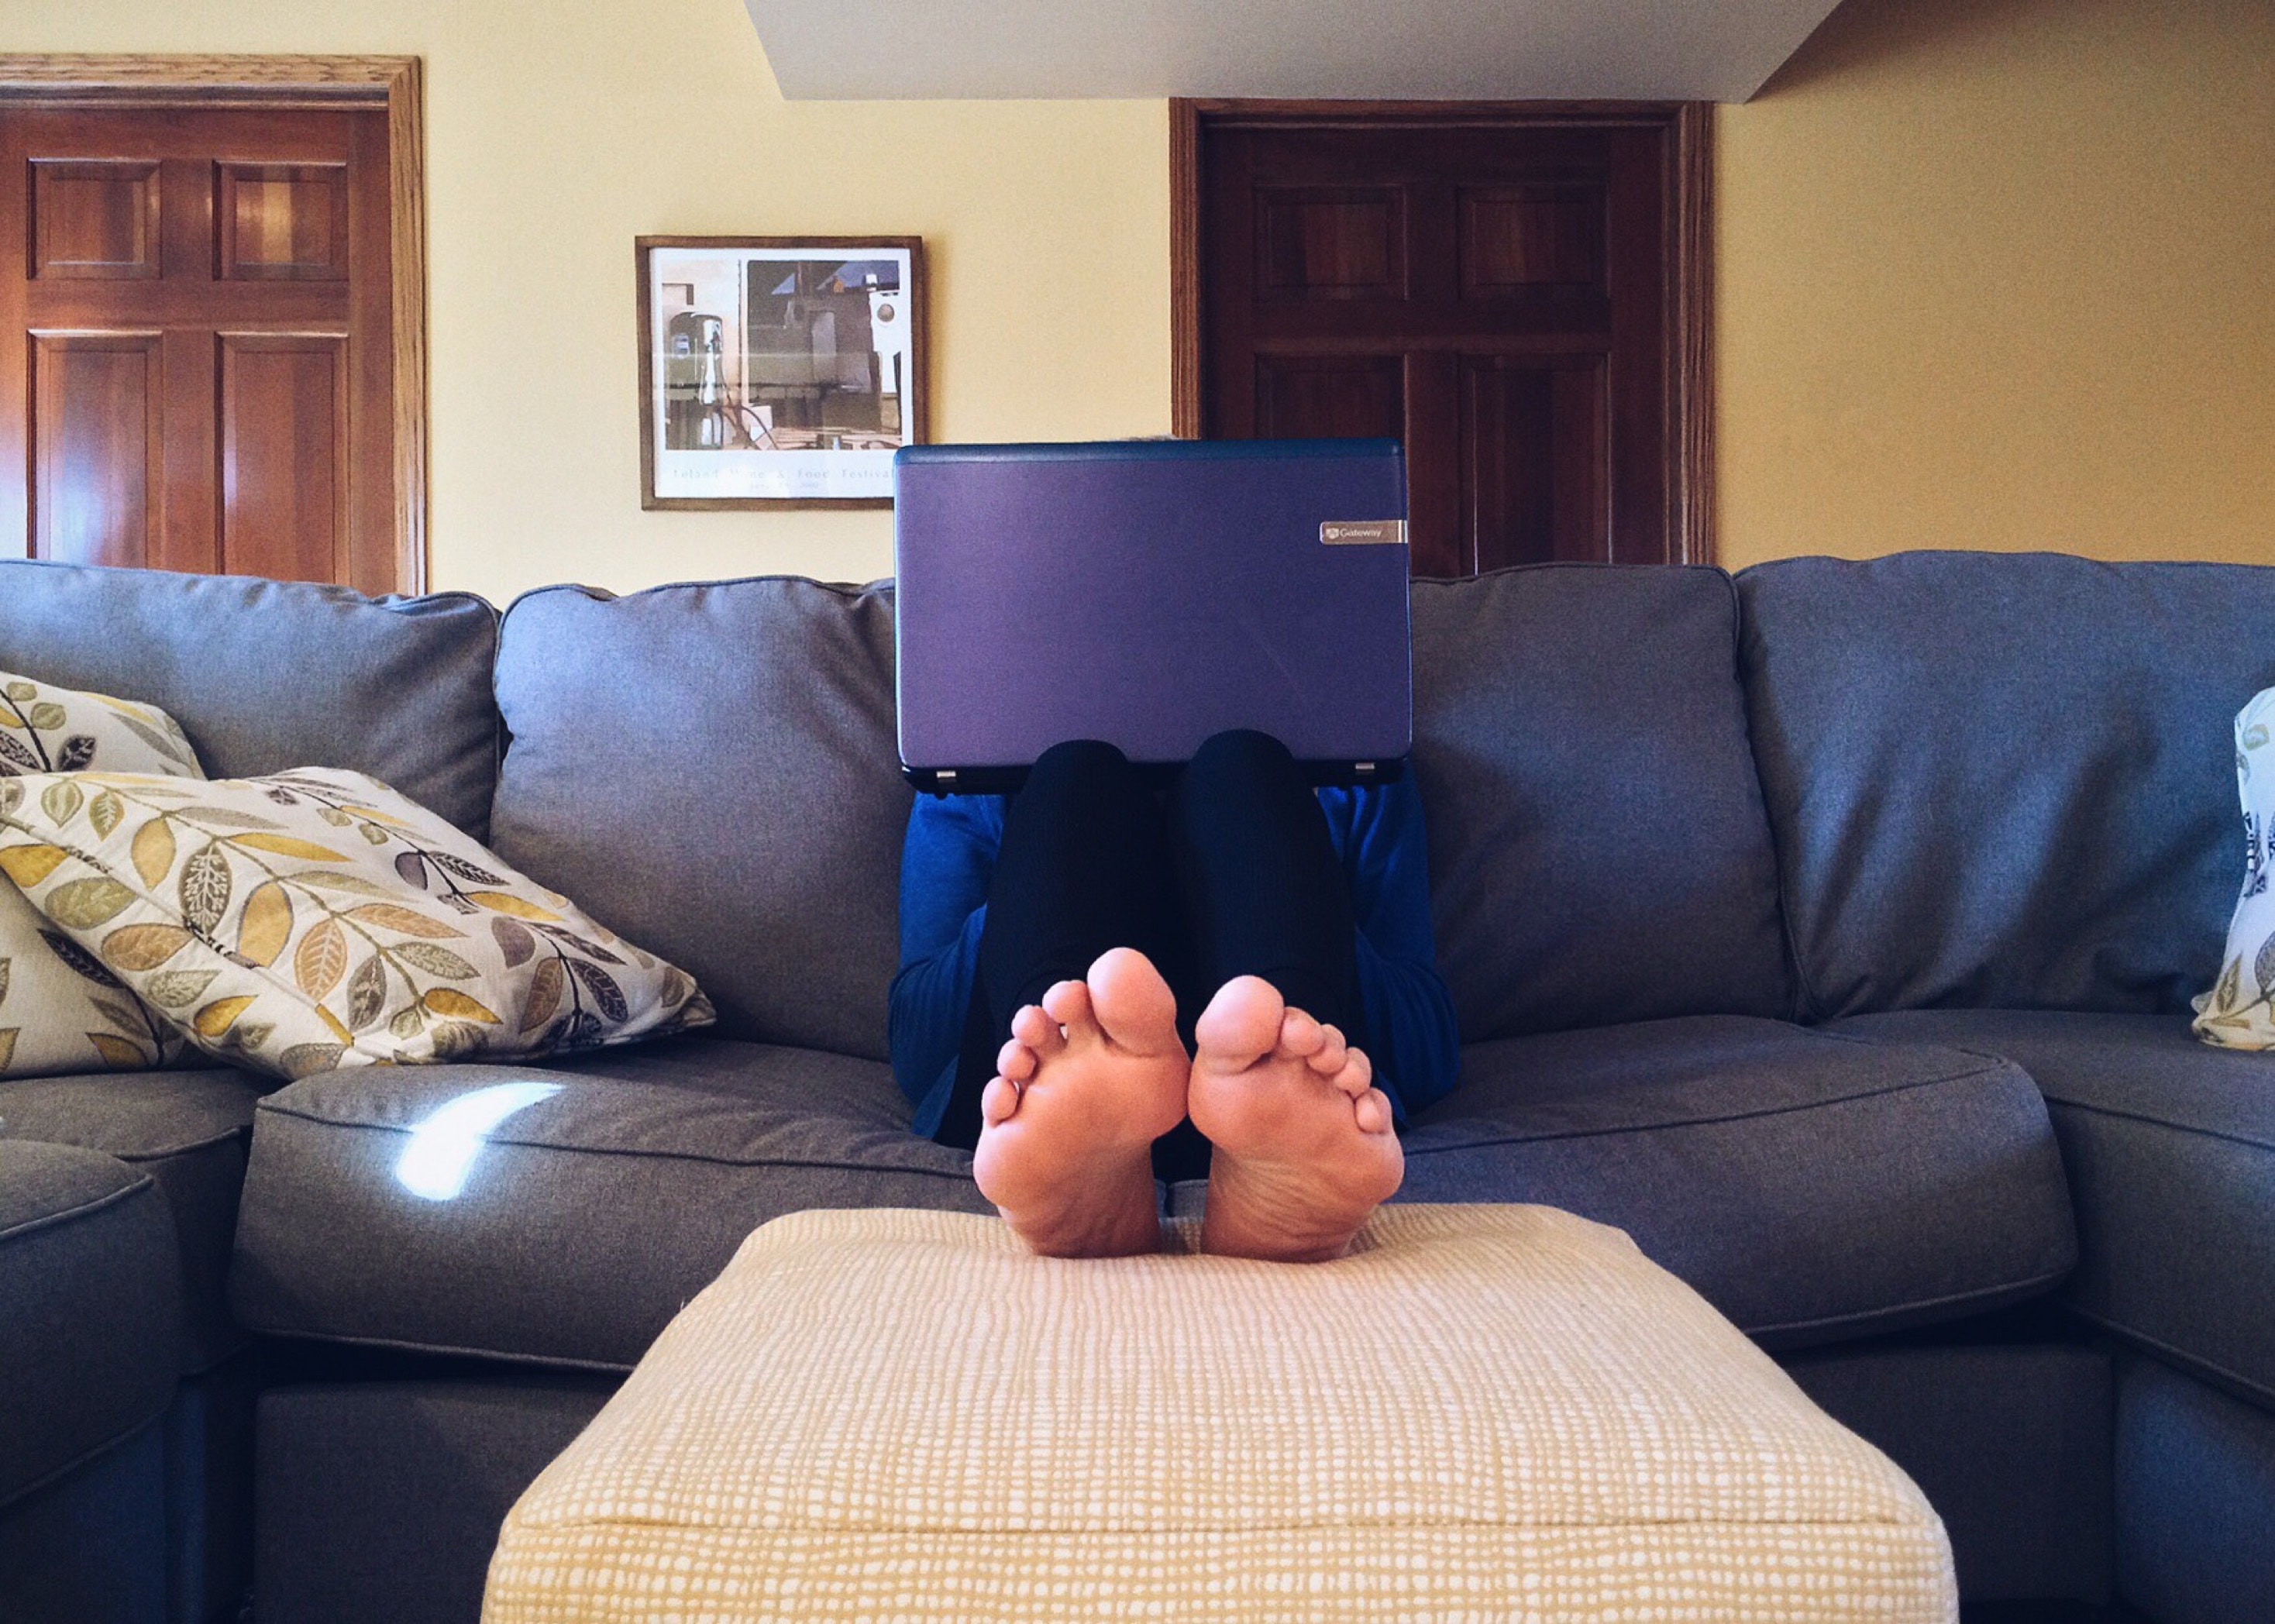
[996,1037,1037,1081]
[1354,1087,1393,1135]
[1086,948,1185,1058]
[981,1075,1022,1125]
[1010,1003,1064,1057]
[1329,1048,1374,1098]
[1195,975,1287,1071]
[1305,1022,1347,1075]
[1041,979,1097,1037]
[1279,1006,1326,1059]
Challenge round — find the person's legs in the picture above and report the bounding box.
[1167,728,1364,1032]
[939,739,1187,1148]
[1168,730,1403,1261]
[949,741,1193,1258]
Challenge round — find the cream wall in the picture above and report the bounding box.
[12,0,2270,588]
[1716,0,2275,567]
[6,0,1172,600]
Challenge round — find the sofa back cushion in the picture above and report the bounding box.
[1738,552,2275,1018]
[1412,564,1794,1041]
[0,560,500,837]
[490,579,907,1061]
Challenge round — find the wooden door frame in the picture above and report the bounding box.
[0,53,430,591]
[1172,98,1715,566]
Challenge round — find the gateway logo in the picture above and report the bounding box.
[1320,520,1408,546]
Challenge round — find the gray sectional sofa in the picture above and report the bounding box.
[1,552,2270,1624]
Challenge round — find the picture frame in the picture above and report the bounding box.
[635,236,928,509]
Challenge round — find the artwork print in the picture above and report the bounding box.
[637,236,926,508]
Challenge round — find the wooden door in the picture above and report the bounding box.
[0,105,398,591]
[1179,105,1709,576]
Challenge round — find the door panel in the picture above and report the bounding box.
[1,105,395,588]
[1255,188,1406,299]
[30,160,159,280]
[1194,109,1688,574]
[30,332,161,567]
[1461,355,1606,573]
[220,334,347,581]
[219,163,350,281]
[1254,354,1404,439]
[1458,185,1604,294]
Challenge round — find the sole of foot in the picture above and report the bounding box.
[971,946,1191,1258]
[1186,975,1403,1264]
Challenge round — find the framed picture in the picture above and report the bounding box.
[635,236,927,508]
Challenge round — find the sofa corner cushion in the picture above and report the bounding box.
[489,579,908,1061]
[1,1066,267,1371]
[0,1139,182,1505]
[1830,1008,2275,1408]
[2115,1357,2275,1624]
[0,559,502,838]
[228,1037,989,1370]
[1411,564,1794,1041]
[1739,552,2275,1018]
[1392,1014,2076,1346]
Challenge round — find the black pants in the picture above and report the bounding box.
[938,730,1364,1182]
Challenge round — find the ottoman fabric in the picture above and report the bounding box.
[485,1205,1957,1622]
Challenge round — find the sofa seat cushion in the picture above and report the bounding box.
[1830,1010,2275,1406]
[229,1037,990,1370]
[486,1206,1957,1623]
[0,1139,181,1505]
[0,1067,264,1371]
[1284,1015,2077,1347]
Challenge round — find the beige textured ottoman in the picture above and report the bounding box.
[484,1206,1956,1622]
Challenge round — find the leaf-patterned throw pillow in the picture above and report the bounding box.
[0,674,205,1078]
[2195,685,2275,1050]
[0,767,713,1080]
[0,669,201,778]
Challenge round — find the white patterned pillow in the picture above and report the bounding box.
[2194,686,2275,1049]
[0,669,201,779]
[0,674,204,1077]
[0,767,713,1080]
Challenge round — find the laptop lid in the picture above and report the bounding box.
[894,439,1411,793]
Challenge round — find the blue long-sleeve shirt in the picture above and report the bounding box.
[890,776,1460,1139]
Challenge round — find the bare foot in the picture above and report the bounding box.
[971,947,1190,1258]
[1186,976,1403,1263]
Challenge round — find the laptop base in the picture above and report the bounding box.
[903,756,1407,797]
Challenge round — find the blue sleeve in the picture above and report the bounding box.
[1320,776,1461,1121]
[889,794,1004,1125]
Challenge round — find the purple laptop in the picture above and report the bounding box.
[894,439,1411,793]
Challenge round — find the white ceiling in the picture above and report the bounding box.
[741,0,1845,104]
